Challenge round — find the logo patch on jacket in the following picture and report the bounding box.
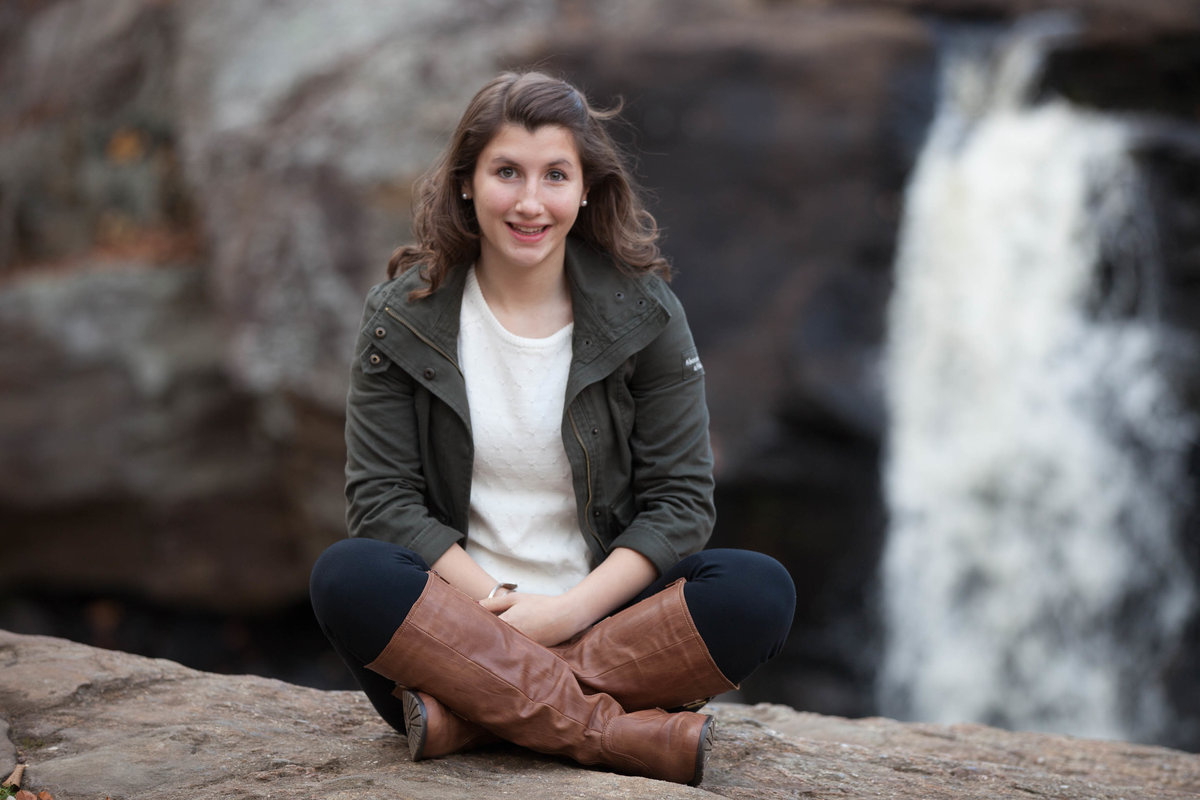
[682,348,704,379]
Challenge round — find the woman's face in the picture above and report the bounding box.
[465,123,588,279]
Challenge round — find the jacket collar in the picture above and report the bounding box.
[385,259,470,371]
[562,238,670,399]
[385,237,671,387]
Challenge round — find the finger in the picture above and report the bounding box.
[479,594,519,614]
[496,609,540,641]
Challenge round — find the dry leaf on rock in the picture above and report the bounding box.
[2,765,24,788]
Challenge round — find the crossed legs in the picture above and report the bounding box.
[309,539,795,780]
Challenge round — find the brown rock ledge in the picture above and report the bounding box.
[0,630,1196,799]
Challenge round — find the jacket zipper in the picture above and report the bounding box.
[567,407,605,552]
[384,306,463,376]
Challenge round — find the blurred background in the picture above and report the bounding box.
[2,0,1198,752]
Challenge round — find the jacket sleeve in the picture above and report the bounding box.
[607,288,716,573]
[343,284,464,564]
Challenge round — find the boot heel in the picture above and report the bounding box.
[693,716,716,786]
[402,689,429,760]
[399,687,500,760]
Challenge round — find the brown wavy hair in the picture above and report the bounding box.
[387,71,670,294]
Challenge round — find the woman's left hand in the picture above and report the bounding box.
[479,592,590,647]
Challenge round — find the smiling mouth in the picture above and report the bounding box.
[508,223,548,236]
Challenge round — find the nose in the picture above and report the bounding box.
[515,179,544,215]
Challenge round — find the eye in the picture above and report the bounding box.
[497,166,516,179]
[547,169,567,182]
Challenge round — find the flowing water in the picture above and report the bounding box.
[880,20,1197,745]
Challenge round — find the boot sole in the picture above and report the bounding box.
[691,716,716,786]
[402,689,428,761]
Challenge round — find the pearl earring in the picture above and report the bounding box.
[581,199,588,207]
[462,192,469,200]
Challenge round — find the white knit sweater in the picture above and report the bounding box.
[458,268,592,595]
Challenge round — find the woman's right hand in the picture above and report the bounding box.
[480,591,590,647]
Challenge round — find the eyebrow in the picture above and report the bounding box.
[487,155,577,169]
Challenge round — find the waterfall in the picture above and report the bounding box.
[880,19,1197,745]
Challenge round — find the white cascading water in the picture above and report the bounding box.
[880,20,1196,745]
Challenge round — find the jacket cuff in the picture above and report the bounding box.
[404,523,464,569]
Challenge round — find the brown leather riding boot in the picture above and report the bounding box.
[406,577,736,760]
[366,572,715,785]
[555,577,738,711]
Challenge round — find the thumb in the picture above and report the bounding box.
[479,593,519,614]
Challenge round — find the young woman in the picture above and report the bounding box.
[309,71,795,786]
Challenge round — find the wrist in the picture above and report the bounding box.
[487,582,517,600]
[560,587,601,634]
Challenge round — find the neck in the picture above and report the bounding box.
[474,260,573,338]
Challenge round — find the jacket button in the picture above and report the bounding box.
[593,509,601,517]
[423,367,436,380]
[591,427,599,436]
[369,353,382,366]
[374,326,387,338]
[615,291,625,300]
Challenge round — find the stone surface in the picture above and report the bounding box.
[0,262,325,612]
[0,630,1197,800]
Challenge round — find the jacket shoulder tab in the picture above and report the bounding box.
[370,266,428,310]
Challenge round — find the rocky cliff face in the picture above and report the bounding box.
[1,630,1197,800]
[1,0,1199,735]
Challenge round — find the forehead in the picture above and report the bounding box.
[479,123,580,164]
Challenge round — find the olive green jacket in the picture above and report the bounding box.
[344,237,715,576]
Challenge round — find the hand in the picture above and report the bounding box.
[479,591,589,647]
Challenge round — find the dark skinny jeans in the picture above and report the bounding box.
[310,537,796,734]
